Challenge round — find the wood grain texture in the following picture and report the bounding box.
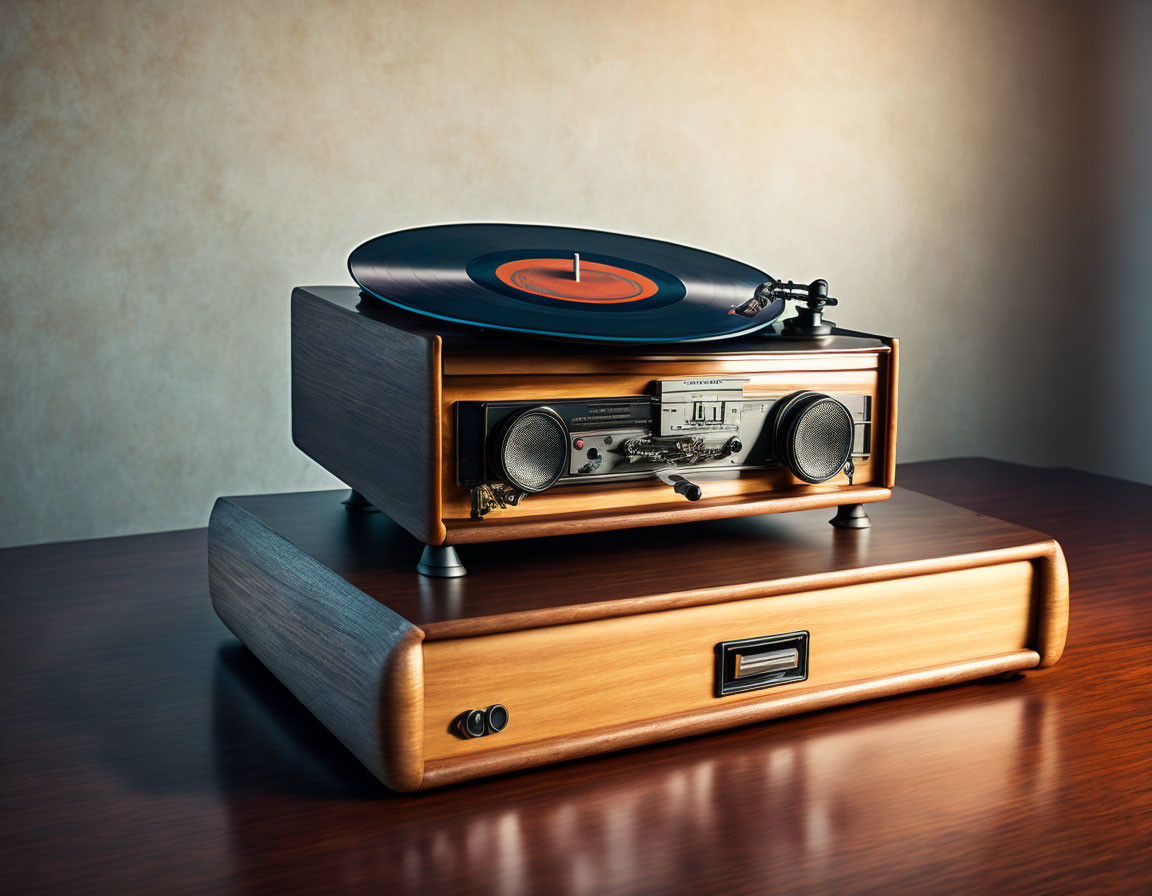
[880,336,899,487]
[420,649,1040,789]
[208,497,425,791]
[223,486,1060,640]
[443,353,884,375]
[1037,540,1069,666]
[208,485,1064,790]
[291,286,445,545]
[421,562,1039,765]
[439,334,892,375]
[3,459,1150,894]
[443,484,893,542]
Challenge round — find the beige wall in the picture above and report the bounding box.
[0,0,1130,548]
[1072,0,1152,487]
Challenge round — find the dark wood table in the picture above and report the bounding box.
[2,459,1150,895]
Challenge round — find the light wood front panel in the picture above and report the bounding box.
[442,351,885,376]
[439,363,885,526]
[422,561,1036,762]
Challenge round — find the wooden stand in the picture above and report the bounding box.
[208,487,1067,792]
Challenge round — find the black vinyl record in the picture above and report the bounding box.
[348,223,785,343]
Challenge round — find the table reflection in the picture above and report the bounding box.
[212,644,1060,894]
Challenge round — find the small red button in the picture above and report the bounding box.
[574,439,584,450]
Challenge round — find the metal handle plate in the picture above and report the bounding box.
[733,647,799,679]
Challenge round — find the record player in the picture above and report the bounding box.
[291,224,899,575]
[205,223,1068,792]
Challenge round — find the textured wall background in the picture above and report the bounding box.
[0,0,1142,547]
[1078,0,1152,488]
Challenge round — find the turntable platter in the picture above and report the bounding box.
[348,224,786,343]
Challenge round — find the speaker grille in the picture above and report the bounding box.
[774,393,854,484]
[498,409,568,492]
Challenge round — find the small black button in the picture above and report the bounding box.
[485,704,509,734]
[587,448,601,460]
[459,709,487,738]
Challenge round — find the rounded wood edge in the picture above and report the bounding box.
[1036,540,1069,668]
[381,627,426,793]
[418,649,1040,789]
[441,345,891,375]
[443,486,893,545]
[882,337,899,488]
[205,498,237,632]
[420,542,1056,640]
[429,336,448,547]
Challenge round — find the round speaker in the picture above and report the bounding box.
[493,407,569,493]
[772,392,854,484]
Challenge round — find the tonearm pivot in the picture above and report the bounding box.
[730,277,839,337]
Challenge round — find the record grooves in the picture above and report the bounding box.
[348,223,786,342]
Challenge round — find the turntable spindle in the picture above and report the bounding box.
[574,252,581,282]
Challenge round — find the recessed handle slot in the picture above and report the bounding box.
[715,632,809,696]
[734,647,799,679]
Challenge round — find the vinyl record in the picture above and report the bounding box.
[348,223,785,343]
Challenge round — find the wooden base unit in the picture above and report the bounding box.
[290,286,899,550]
[208,486,1067,792]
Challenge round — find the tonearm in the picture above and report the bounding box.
[730,278,839,337]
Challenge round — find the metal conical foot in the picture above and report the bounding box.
[830,503,871,529]
[417,544,467,578]
[342,489,380,513]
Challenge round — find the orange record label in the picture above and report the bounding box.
[493,258,660,303]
